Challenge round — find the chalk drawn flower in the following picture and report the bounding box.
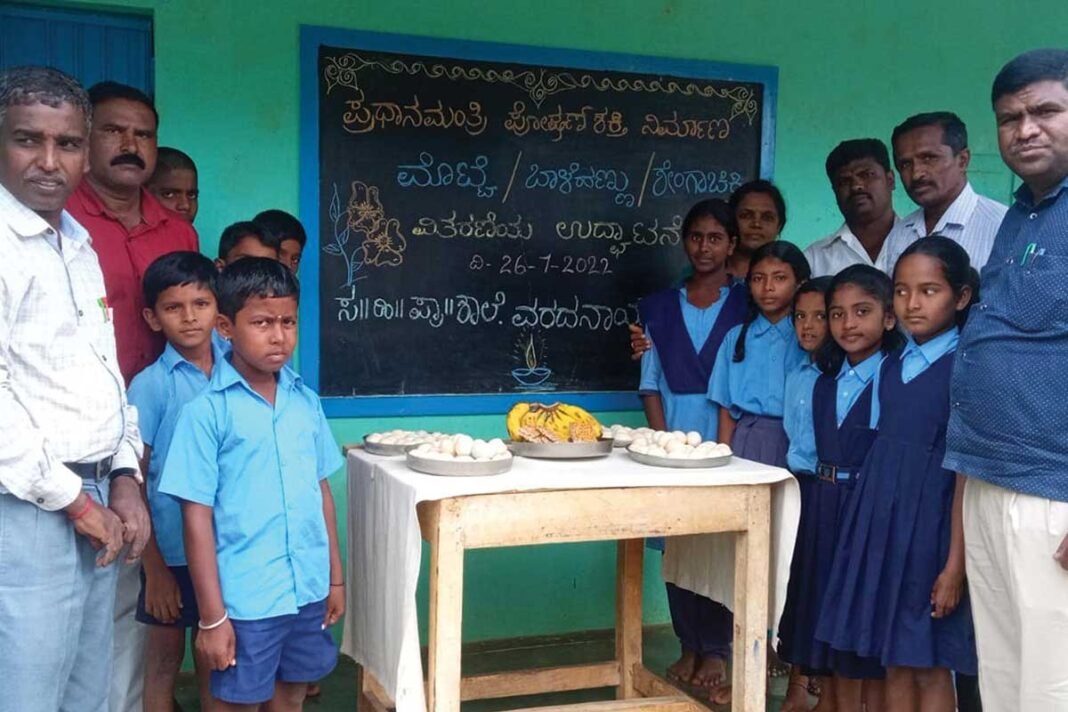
[347,181,385,234]
[361,217,407,267]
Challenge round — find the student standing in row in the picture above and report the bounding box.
[818,237,978,712]
[638,199,748,689]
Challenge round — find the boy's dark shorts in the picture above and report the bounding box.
[136,565,200,628]
[210,598,338,704]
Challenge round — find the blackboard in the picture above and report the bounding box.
[299,28,777,416]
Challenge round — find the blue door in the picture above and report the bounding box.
[0,3,153,94]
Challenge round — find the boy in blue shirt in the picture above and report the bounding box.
[159,257,344,710]
[128,251,224,711]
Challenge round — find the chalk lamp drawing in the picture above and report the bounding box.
[511,333,554,390]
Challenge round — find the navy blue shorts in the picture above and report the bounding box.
[211,599,338,704]
[136,565,200,628]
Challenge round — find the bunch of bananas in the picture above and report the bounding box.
[506,402,603,443]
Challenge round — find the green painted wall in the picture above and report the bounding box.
[59,0,1068,642]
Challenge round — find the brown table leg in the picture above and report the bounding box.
[730,488,771,712]
[427,500,465,712]
[615,538,645,699]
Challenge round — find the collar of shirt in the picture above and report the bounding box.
[837,349,882,384]
[71,181,172,230]
[749,313,795,340]
[0,181,91,249]
[159,337,229,375]
[827,217,900,268]
[901,327,959,381]
[1014,175,1068,209]
[901,182,979,237]
[212,352,302,397]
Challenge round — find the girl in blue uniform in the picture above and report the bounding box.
[779,276,830,712]
[816,237,978,712]
[638,198,748,690]
[709,241,811,463]
[781,266,903,712]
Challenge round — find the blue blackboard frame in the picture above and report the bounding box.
[299,25,778,417]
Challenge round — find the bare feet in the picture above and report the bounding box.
[691,655,727,689]
[780,680,813,712]
[710,684,732,706]
[665,650,698,684]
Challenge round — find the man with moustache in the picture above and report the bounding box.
[946,49,1068,711]
[0,65,148,712]
[64,81,198,712]
[804,138,900,276]
[66,82,199,384]
[883,112,1008,270]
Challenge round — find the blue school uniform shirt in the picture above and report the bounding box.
[127,339,228,566]
[639,287,728,440]
[709,315,806,418]
[784,360,821,473]
[158,354,345,621]
[947,177,1068,501]
[835,351,883,426]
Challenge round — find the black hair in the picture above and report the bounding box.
[216,257,300,320]
[680,197,737,243]
[217,221,278,261]
[87,81,159,127]
[891,111,968,155]
[142,251,217,309]
[732,241,811,362]
[815,265,905,375]
[992,49,1068,105]
[893,235,978,328]
[253,209,307,248]
[794,275,832,308]
[825,138,892,181]
[151,147,197,178]
[729,179,787,230]
[0,66,91,133]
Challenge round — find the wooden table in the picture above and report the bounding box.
[356,483,772,712]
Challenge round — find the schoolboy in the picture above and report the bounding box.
[159,258,344,711]
[127,251,225,711]
[147,147,200,223]
[216,221,279,268]
[253,209,306,273]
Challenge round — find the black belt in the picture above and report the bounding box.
[816,462,856,484]
[65,457,114,481]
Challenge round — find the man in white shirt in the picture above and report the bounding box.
[804,138,900,276]
[883,111,1008,270]
[0,66,150,712]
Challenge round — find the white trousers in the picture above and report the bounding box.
[964,477,1068,712]
[109,561,147,712]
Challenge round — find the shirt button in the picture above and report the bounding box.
[36,497,44,504]
[1029,212,1038,220]
[77,309,84,317]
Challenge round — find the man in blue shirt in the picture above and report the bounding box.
[944,49,1068,712]
[160,258,345,710]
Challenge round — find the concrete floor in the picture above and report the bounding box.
[175,625,794,711]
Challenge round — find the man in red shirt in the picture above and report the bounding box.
[65,81,198,712]
[66,82,198,386]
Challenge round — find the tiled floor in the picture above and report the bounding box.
[175,625,793,711]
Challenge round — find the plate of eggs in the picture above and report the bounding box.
[363,430,449,456]
[407,434,513,476]
[626,430,733,469]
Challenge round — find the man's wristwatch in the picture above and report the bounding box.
[109,467,143,484]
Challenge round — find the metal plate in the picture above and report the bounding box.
[626,448,733,469]
[507,438,614,460]
[406,452,513,476]
[362,436,422,456]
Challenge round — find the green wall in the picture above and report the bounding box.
[61,0,1068,642]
